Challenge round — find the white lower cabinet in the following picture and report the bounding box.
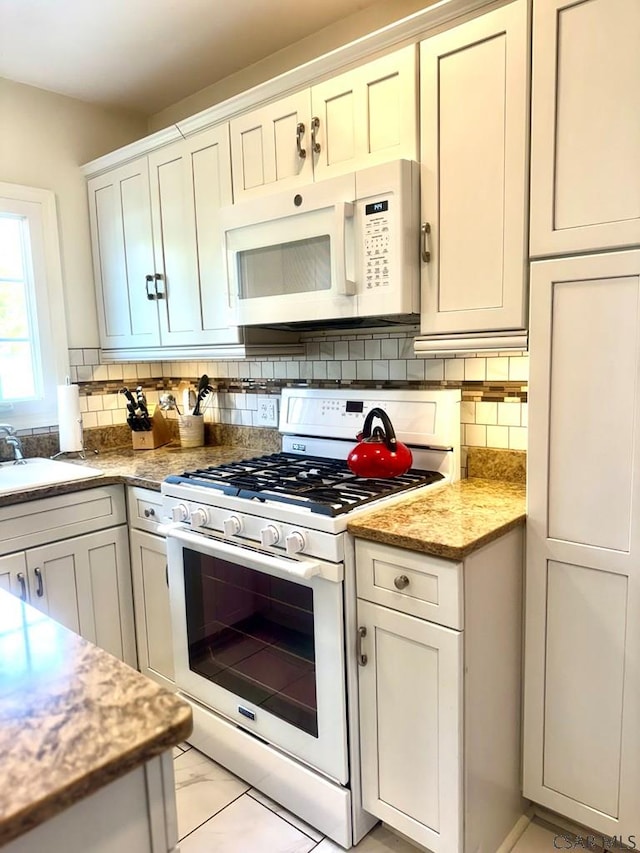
[128,486,174,689]
[0,486,136,667]
[356,532,525,853]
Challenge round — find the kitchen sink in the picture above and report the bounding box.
[0,457,103,496]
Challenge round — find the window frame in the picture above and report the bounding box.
[0,183,69,428]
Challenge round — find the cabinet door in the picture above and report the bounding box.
[311,45,417,183]
[26,526,136,666]
[148,125,239,348]
[420,0,529,336]
[0,552,27,599]
[130,529,174,689]
[525,251,640,837]
[358,599,462,853]
[230,91,313,201]
[87,159,160,351]
[530,0,640,257]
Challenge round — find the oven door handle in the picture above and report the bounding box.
[159,523,328,581]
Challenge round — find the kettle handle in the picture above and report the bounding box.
[361,408,398,452]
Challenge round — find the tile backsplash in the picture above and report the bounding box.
[25,327,528,472]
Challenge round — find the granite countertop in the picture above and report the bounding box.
[0,589,192,848]
[347,477,526,560]
[0,443,268,507]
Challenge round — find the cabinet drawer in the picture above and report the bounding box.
[0,486,126,556]
[127,486,166,534]
[356,539,463,629]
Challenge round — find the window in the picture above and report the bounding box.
[0,183,68,428]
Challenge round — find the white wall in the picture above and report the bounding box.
[0,78,148,347]
[147,0,434,131]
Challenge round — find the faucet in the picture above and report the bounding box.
[0,425,26,464]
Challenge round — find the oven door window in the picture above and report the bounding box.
[184,549,318,737]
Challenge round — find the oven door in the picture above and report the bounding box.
[165,526,349,784]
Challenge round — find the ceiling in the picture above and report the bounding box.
[0,0,397,116]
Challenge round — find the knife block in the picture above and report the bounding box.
[131,409,172,450]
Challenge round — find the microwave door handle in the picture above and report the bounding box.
[333,202,356,296]
[159,523,336,582]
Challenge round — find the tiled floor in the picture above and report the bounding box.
[172,743,562,853]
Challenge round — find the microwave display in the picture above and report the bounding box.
[365,200,389,215]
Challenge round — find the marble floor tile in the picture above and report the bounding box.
[314,824,421,852]
[178,793,318,853]
[247,787,324,842]
[174,748,250,840]
[511,820,564,852]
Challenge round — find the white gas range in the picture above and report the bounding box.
[160,387,460,848]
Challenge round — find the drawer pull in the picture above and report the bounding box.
[357,626,368,666]
[394,574,410,590]
[144,507,156,518]
[34,567,44,597]
[17,572,27,601]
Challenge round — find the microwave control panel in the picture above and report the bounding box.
[363,199,391,289]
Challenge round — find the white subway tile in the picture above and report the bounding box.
[320,342,334,360]
[342,361,356,380]
[92,365,109,381]
[250,362,262,379]
[82,411,98,429]
[69,349,83,366]
[399,338,414,359]
[83,348,100,366]
[475,401,497,425]
[372,360,389,380]
[306,342,320,360]
[444,359,464,381]
[509,356,530,381]
[96,410,113,427]
[497,401,522,427]
[334,341,349,360]
[78,396,88,413]
[425,360,444,381]
[69,366,78,382]
[365,340,381,360]
[299,362,313,379]
[460,401,475,424]
[102,393,120,411]
[348,341,365,360]
[111,408,127,425]
[486,425,509,449]
[521,402,528,427]
[86,395,103,412]
[486,357,509,381]
[465,424,487,447]
[381,339,399,360]
[313,361,328,380]
[274,362,288,379]
[327,362,342,380]
[406,360,425,380]
[389,360,407,380]
[509,426,528,450]
[261,361,274,379]
[76,365,93,382]
[286,361,300,379]
[464,358,486,381]
[356,361,373,380]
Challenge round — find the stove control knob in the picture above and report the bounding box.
[223,516,242,537]
[171,503,189,523]
[190,507,209,527]
[285,531,306,556]
[260,525,280,547]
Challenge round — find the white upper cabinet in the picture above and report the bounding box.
[230,46,417,202]
[88,159,159,351]
[418,0,529,339]
[530,0,640,257]
[147,125,235,347]
[88,125,239,357]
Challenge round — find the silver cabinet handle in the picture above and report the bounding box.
[311,116,321,154]
[421,222,432,263]
[394,574,410,590]
[34,567,44,597]
[145,275,156,300]
[357,626,368,666]
[17,572,27,601]
[296,122,307,159]
[144,507,156,518]
[165,564,169,587]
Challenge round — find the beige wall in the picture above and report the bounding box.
[147,0,434,131]
[0,78,147,347]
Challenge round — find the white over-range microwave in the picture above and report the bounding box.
[220,159,420,327]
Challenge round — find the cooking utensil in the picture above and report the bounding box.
[347,407,413,478]
[192,375,212,416]
[136,386,151,429]
[159,393,180,414]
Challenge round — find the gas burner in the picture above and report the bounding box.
[165,452,444,517]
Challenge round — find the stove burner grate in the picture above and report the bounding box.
[165,452,444,516]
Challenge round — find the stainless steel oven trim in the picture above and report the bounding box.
[166,527,349,784]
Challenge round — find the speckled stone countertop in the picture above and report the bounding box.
[0,443,268,507]
[347,478,526,560]
[0,589,192,848]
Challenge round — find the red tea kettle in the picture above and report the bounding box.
[347,407,413,478]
